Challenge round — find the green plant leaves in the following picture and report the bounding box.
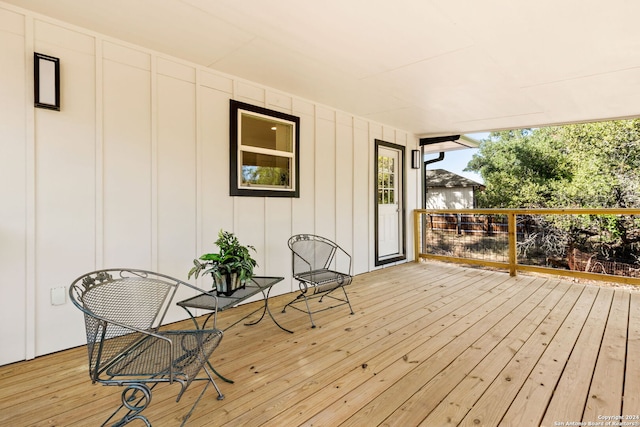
[188,229,257,285]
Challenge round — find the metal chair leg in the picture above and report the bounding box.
[202,364,225,400]
[342,286,355,315]
[301,293,316,328]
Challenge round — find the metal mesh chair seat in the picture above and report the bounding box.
[295,269,352,293]
[103,330,222,384]
[282,235,354,328]
[69,269,225,426]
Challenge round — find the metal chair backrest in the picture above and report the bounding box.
[69,269,178,381]
[288,234,341,276]
[284,234,354,327]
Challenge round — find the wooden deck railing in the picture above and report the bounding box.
[414,208,640,286]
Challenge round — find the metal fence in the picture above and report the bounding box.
[413,208,640,286]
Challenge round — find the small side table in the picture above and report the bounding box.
[177,276,293,334]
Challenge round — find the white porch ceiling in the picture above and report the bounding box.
[6,0,640,137]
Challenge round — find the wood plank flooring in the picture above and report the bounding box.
[1,261,639,426]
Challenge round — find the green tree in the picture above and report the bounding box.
[467,120,640,209]
[465,119,640,261]
[557,120,640,209]
[465,128,571,208]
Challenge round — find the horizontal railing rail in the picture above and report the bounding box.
[414,208,640,286]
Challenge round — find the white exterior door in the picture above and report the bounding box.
[378,146,400,256]
[376,143,405,264]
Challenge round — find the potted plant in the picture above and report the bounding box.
[188,230,258,296]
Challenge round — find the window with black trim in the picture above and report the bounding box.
[230,100,300,197]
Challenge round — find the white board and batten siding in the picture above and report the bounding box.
[0,3,420,365]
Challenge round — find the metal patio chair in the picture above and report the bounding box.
[69,269,224,426]
[282,234,354,328]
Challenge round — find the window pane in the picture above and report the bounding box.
[241,113,293,152]
[241,152,291,188]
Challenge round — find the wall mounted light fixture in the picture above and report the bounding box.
[411,149,421,169]
[34,53,60,111]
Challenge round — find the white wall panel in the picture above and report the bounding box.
[156,73,196,283]
[266,91,292,112]
[158,57,195,82]
[370,123,383,142]
[383,126,396,144]
[34,20,94,54]
[352,118,370,274]
[396,131,407,146]
[0,6,22,35]
[102,49,152,269]
[404,133,420,261]
[198,85,234,259]
[236,81,265,104]
[233,197,266,305]
[368,124,383,266]
[335,113,354,257]
[291,99,315,236]
[34,22,97,356]
[315,107,336,240]
[395,131,412,261]
[103,41,150,70]
[265,198,293,293]
[200,70,233,94]
[0,9,26,365]
[234,197,266,272]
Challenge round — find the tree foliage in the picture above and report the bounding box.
[465,119,640,261]
[467,120,640,209]
[466,128,572,207]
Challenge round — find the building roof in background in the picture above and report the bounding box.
[426,169,484,188]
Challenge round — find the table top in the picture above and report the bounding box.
[177,276,284,311]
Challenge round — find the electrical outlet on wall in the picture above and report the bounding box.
[51,287,66,306]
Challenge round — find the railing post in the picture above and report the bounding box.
[508,212,517,276]
[414,210,420,262]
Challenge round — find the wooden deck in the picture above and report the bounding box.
[1,261,640,426]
